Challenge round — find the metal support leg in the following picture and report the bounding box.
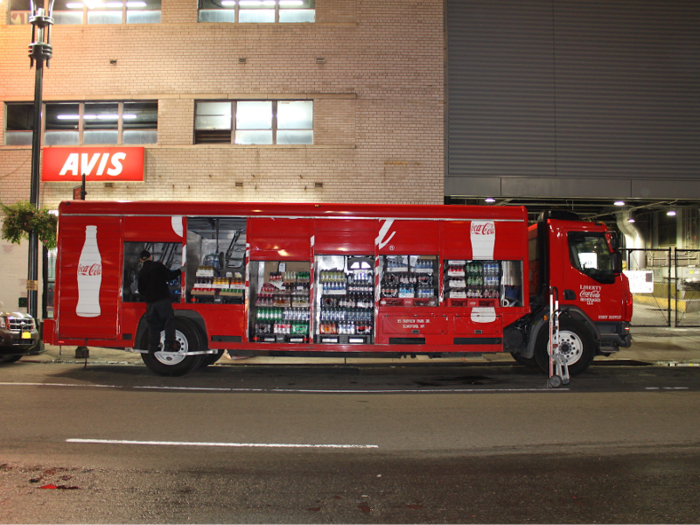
[548,288,569,388]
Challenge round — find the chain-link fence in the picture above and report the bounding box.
[622,248,700,327]
[674,249,700,327]
[623,249,671,327]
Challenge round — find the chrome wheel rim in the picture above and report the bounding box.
[558,330,584,365]
[154,329,188,365]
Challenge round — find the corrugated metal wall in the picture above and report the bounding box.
[446,0,700,200]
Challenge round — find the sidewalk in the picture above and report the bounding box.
[27,326,700,368]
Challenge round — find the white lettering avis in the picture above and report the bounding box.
[58,152,127,177]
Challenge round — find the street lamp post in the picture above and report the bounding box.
[27,0,54,320]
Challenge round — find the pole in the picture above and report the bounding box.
[27,0,53,320]
[27,59,44,319]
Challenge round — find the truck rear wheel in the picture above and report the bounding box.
[534,320,595,376]
[140,317,204,376]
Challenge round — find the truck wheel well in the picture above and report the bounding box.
[135,310,208,351]
[525,306,600,360]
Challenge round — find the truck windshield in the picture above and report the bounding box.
[568,232,616,284]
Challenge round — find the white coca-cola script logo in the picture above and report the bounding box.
[470,220,496,260]
[471,222,496,236]
[580,285,602,305]
[78,263,102,277]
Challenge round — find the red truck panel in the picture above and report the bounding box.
[315,219,376,254]
[123,216,184,242]
[381,313,449,335]
[249,218,313,260]
[56,216,121,340]
[377,220,440,254]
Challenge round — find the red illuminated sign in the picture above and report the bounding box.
[42,147,145,182]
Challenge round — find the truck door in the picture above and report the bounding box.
[550,223,625,322]
[56,216,121,339]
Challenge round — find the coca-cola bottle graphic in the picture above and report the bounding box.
[470,220,496,260]
[76,225,102,318]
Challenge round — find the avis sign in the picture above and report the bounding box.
[42,147,145,182]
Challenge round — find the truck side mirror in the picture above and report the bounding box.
[609,234,619,251]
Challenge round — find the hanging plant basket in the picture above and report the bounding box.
[1,201,57,250]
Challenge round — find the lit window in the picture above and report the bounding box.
[83,102,119,145]
[8,0,161,25]
[123,101,158,144]
[194,100,313,145]
[198,0,314,24]
[277,101,313,145]
[235,101,273,145]
[46,103,80,146]
[4,101,158,145]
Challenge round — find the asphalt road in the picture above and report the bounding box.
[1,361,699,523]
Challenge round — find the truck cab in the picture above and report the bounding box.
[521,211,632,374]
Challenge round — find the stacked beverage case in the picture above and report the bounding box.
[249,255,510,343]
[380,255,437,306]
[317,265,374,341]
[444,260,502,304]
[191,267,245,303]
[254,270,311,342]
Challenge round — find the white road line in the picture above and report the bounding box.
[0,382,119,388]
[67,438,378,449]
[133,386,567,393]
[0,382,566,393]
[645,386,689,390]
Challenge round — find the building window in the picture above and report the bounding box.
[8,0,161,25]
[198,0,314,24]
[45,103,80,145]
[4,101,158,145]
[195,100,313,145]
[5,104,34,146]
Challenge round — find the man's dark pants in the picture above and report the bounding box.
[147,297,176,352]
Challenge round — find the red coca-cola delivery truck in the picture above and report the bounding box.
[43,200,632,376]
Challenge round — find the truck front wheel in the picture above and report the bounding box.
[140,318,204,376]
[534,320,595,376]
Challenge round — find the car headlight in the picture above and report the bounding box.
[0,317,6,330]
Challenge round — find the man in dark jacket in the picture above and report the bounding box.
[138,250,182,353]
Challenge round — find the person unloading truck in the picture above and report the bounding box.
[137,250,182,353]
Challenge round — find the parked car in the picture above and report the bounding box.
[0,312,43,363]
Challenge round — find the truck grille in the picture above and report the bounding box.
[8,317,35,332]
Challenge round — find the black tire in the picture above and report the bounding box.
[510,353,539,368]
[140,317,204,376]
[0,355,23,364]
[199,349,224,368]
[534,319,595,376]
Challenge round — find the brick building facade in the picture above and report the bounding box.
[0,0,445,310]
